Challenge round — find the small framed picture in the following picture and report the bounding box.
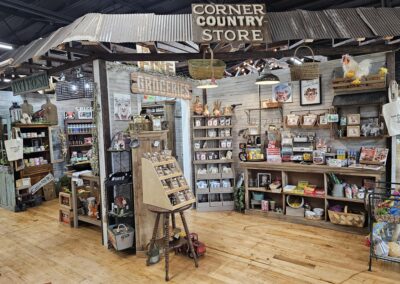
[347,125,360,137]
[319,114,328,125]
[302,114,317,126]
[327,113,339,123]
[347,114,360,125]
[257,173,271,187]
[76,107,93,119]
[64,112,75,120]
[272,83,292,103]
[286,114,300,127]
[300,78,322,106]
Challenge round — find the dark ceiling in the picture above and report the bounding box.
[0,0,398,47]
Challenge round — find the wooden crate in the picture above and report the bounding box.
[332,74,386,93]
[59,209,73,227]
[59,192,72,210]
[43,181,56,201]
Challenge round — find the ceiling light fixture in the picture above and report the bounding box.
[197,78,218,89]
[0,43,13,50]
[255,66,280,85]
[3,78,11,83]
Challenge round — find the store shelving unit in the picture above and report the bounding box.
[64,119,94,162]
[241,162,386,234]
[141,101,176,156]
[192,115,235,212]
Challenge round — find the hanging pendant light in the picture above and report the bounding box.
[197,77,218,89]
[255,65,280,85]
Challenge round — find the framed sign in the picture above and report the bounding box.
[192,4,270,43]
[75,107,93,119]
[300,78,322,106]
[12,72,49,96]
[272,83,292,103]
[131,72,192,100]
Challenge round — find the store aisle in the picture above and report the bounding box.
[0,201,399,284]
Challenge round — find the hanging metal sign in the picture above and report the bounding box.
[11,72,49,96]
[131,72,192,100]
[191,3,270,43]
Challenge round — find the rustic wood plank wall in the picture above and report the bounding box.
[193,52,387,174]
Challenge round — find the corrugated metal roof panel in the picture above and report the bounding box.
[324,9,375,38]
[357,8,400,37]
[268,11,308,41]
[299,10,339,39]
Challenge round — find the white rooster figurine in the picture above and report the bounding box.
[342,54,371,85]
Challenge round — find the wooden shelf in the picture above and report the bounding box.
[23,150,49,154]
[159,172,182,180]
[69,144,92,148]
[194,148,233,152]
[193,159,234,164]
[64,119,93,124]
[66,132,92,136]
[193,125,233,129]
[13,123,52,128]
[335,136,387,140]
[172,199,196,210]
[192,115,232,118]
[166,185,189,195]
[326,196,365,203]
[284,192,326,199]
[193,136,233,140]
[152,160,176,167]
[77,215,101,227]
[22,136,46,139]
[248,187,282,194]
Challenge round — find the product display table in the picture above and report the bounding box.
[146,204,198,281]
[66,171,101,228]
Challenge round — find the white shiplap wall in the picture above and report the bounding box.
[192,52,387,174]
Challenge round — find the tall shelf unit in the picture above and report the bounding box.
[242,162,385,234]
[64,119,94,162]
[192,115,235,211]
[141,101,176,157]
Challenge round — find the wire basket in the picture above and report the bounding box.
[290,46,319,81]
[188,47,226,80]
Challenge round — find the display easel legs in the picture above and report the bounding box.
[146,209,198,281]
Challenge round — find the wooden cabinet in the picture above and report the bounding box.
[64,119,94,162]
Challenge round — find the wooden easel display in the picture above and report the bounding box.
[142,156,195,210]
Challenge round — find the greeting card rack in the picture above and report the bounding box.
[142,157,195,210]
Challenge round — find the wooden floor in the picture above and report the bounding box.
[0,200,399,284]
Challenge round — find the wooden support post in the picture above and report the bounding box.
[93,59,112,246]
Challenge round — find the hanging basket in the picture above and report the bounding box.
[290,46,319,81]
[188,47,226,80]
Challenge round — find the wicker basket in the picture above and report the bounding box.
[188,47,226,80]
[328,206,365,228]
[290,46,319,81]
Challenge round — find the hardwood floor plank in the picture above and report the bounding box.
[0,200,399,284]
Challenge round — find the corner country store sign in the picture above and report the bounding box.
[191,3,270,43]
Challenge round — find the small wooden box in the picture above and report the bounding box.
[43,181,56,201]
[59,192,72,210]
[286,207,305,217]
[59,209,73,227]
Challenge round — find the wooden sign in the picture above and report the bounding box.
[12,72,49,96]
[29,173,54,195]
[192,3,270,43]
[130,72,192,100]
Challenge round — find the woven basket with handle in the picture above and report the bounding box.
[328,206,365,227]
[188,47,226,80]
[290,46,319,81]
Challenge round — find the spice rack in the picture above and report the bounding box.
[142,157,195,210]
[192,115,235,211]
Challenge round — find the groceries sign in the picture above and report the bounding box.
[192,3,270,43]
[131,72,192,100]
